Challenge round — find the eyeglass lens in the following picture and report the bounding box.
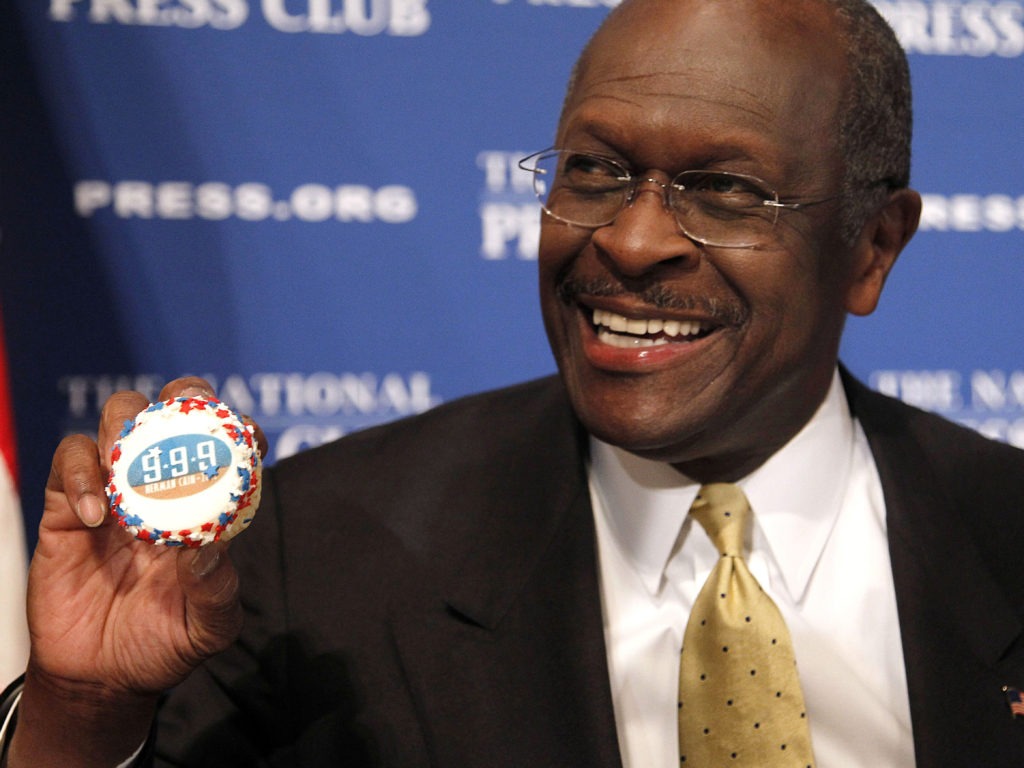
[528,150,781,248]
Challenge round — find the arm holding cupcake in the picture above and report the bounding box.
[4,377,258,768]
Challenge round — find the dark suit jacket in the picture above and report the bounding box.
[152,373,1024,767]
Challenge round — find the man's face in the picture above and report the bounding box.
[540,0,868,480]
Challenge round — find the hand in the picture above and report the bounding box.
[9,377,262,767]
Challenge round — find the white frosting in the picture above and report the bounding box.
[107,397,261,547]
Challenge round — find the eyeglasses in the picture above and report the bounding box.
[518,149,840,249]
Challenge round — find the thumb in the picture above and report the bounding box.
[177,542,243,659]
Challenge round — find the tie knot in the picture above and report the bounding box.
[689,482,750,557]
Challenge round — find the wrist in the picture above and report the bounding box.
[6,668,158,768]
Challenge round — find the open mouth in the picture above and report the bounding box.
[591,307,715,348]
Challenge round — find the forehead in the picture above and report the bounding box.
[559,0,847,174]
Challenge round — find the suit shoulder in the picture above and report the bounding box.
[273,375,573,476]
[255,375,585,570]
[262,375,584,534]
[850,376,1024,476]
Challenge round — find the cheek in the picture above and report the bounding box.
[538,222,581,271]
[722,252,834,357]
[537,224,581,344]
[537,222,592,307]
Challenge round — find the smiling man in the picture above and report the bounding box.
[535,0,917,484]
[6,1,1024,767]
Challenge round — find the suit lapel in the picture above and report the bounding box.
[387,379,623,768]
[846,373,1024,765]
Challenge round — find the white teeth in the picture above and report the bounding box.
[591,308,707,341]
[625,318,648,335]
[598,330,670,348]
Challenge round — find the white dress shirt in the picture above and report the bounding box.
[589,371,916,767]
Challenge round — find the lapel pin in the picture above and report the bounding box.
[1003,686,1024,719]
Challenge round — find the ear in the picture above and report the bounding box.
[845,188,922,316]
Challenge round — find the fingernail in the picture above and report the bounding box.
[78,493,106,528]
[180,385,215,399]
[191,544,222,578]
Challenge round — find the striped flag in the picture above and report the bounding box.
[1005,687,1024,719]
[0,306,29,686]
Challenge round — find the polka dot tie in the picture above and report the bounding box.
[678,483,815,767]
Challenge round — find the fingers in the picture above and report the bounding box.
[158,376,216,402]
[46,390,149,531]
[242,415,270,460]
[47,434,108,527]
[177,543,244,658]
[97,390,150,472]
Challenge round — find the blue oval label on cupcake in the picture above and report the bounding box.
[126,434,232,499]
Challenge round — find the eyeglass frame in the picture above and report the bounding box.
[517,148,860,249]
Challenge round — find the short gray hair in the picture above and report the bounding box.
[826,0,913,242]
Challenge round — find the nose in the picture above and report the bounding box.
[590,177,702,277]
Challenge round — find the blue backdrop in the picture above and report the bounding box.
[2,0,1022,550]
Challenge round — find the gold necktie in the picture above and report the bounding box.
[678,483,815,767]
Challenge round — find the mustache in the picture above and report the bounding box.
[556,276,748,327]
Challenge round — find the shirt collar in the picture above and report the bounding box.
[589,370,855,602]
[589,437,701,595]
